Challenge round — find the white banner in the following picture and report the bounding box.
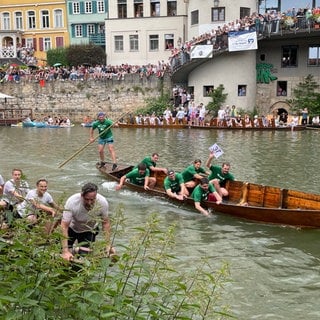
[190,45,213,59]
[228,31,257,52]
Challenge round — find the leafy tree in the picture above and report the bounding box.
[66,44,106,67]
[46,47,68,67]
[206,84,228,116]
[287,74,320,115]
[136,91,172,115]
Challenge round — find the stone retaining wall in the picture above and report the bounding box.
[0,74,172,122]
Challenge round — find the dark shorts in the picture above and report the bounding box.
[67,227,98,248]
[98,136,114,145]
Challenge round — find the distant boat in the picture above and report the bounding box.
[81,122,93,127]
[0,108,33,126]
[22,121,74,128]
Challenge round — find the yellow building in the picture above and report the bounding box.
[0,0,69,65]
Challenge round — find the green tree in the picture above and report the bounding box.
[136,91,172,116]
[66,44,106,67]
[206,84,228,116]
[287,74,320,115]
[46,47,68,66]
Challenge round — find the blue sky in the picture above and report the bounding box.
[260,0,319,12]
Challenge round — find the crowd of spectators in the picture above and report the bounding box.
[1,6,320,84]
[169,6,320,71]
[0,60,171,83]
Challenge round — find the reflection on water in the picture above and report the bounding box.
[1,126,320,319]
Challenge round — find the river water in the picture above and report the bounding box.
[1,125,320,319]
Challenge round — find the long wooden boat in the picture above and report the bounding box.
[117,122,188,129]
[97,162,320,228]
[117,121,306,131]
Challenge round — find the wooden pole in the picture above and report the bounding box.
[58,112,128,169]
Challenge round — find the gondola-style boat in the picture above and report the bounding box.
[97,162,320,228]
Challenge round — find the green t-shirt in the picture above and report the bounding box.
[126,168,150,186]
[208,165,234,187]
[163,173,184,193]
[92,118,113,139]
[137,156,156,170]
[181,165,206,183]
[191,183,215,202]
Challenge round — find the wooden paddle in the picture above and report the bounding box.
[58,112,128,169]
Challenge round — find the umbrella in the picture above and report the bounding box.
[28,64,38,69]
[0,92,14,99]
[53,62,62,67]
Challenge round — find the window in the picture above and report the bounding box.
[212,7,225,22]
[238,85,247,96]
[240,7,250,19]
[85,1,93,14]
[277,81,287,96]
[75,25,83,37]
[27,11,36,29]
[151,0,160,16]
[167,1,177,16]
[87,24,95,35]
[130,34,139,51]
[114,35,124,51]
[191,10,199,25]
[282,46,298,67]
[97,1,105,13]
[44,37,51,51]
[2,13,10,30]
[73,2,80,14]
[26,38,33,48]
[308,45,320,66]
[149,34,159,51]
[15,12,23,30]
[41,10,50,28]
[165,34,174,50]
[54,9,63,28]
[134,0,143,17]
[118,0,127,18]
[203,86,214,97]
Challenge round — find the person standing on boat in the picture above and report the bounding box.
[116,163,155,191]
[206,151,234,198]
[61,182,115,261]
[191,177,222,216]
[301,108,308,125]
[90,112,117,171]
[163,169,188,200]
[181,159,209,195]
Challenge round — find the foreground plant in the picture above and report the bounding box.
[0,208,232,319]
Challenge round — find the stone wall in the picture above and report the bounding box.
[0,74,172,122]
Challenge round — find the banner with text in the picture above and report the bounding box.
[228,30,257,52]
[190,45,213,59]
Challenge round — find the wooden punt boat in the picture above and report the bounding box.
[117,122,188,129]
[97,162,320,228]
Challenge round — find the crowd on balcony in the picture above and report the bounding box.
[169,6,320,71]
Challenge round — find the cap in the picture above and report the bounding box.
[97,112,105,117]
[168,169,175,175]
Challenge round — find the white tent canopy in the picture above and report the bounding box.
[0,92,15,99]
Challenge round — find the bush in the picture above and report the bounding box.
[0,210,232,319]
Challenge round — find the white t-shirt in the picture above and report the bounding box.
[62,193,109,233]
[3,179,30,205]
[18,189,54,217]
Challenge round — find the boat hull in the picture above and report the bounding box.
[97,163,320,228]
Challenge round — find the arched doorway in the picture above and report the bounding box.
[269,101,291,124]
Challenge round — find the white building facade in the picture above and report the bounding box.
[105,0,187,65]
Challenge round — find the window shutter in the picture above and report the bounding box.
[39,37,43,51]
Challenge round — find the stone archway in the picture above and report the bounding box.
[269,100,292,124]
